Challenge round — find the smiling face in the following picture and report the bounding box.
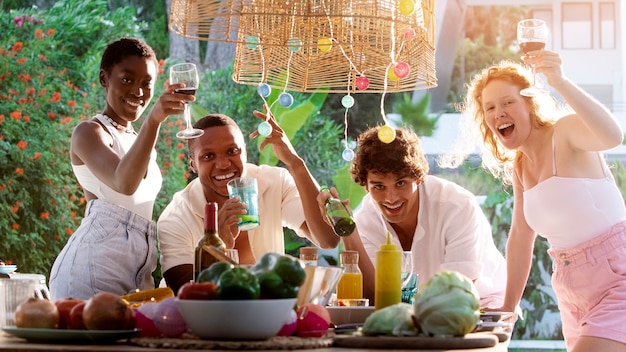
[481,79,533,150]
[189,125,247,200]
[100,55,157,124]
[365,172,420,226]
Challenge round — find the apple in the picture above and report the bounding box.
[67,301,87,330]
[54,297,84,329]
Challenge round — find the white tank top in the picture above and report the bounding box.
[71,114,162,219]
[523,136,626,249]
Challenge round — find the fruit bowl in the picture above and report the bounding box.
[176,298,297,340]
[0,265,17,275]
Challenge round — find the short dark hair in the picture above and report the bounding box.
[100,37,157,75]
[188,114,243,151]
[350,126,429,186]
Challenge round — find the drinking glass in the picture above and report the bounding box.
[226,177,260,231]
[401,251,418,304]
[517,19,549,96]
[169,63,204,139]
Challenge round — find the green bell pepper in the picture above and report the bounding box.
[197,262,234,283]
[216,266,261,300]
[249,252,306,299]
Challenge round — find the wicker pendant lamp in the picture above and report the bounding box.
[169,0,437,93]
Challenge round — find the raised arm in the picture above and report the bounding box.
[71,82,187,195]
[250,108,340,249]
[529,50,623,151]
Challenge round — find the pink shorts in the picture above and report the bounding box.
[548,220,626,350]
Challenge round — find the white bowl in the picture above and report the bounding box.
[176,298,296,340]
[0,265,17,275]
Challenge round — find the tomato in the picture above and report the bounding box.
[177,282,217,300]
[67,301,87,330]
[83,292,134,330]
[15,297,60,329]
[54,297,84,329]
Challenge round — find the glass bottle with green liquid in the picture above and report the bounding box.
[321,186,356,236]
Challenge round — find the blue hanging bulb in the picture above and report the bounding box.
[278,92,294,107]
[257,83,271,98]
[257,121,272,137]
[342,148,355,161]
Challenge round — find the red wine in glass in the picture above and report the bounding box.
[519,41,546,54]
[517,19,549,96]
[169,63,203,139]
[174,87,197,96]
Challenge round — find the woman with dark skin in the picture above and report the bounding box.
[49,38,189,300]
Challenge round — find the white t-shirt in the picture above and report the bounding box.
[355,175,507,308]
[157,164,306,273]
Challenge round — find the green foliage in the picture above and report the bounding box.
[448,35,520,105]
[394,93,441,136]
[0,1,144,276]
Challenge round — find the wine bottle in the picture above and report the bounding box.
[321,187,356,236]
[193,202,227,281]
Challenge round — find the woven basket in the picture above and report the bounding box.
[169,0,436,93]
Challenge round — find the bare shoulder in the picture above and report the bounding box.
[70,118,112,163]
[72,118,109,142]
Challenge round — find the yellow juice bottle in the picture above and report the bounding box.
[375,232,401,310]
[337,251,363,300]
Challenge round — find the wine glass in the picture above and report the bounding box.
[169,63,204,139]
[517,19,549,96]
[401,251,417,303]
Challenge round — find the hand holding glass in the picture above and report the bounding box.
[517,19,549,96]
[169,63,204,139]
[227,177,260,231]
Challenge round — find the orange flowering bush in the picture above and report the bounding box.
[0,1,159,277]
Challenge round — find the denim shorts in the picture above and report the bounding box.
[49,200,157,300]
[548,220,626,350]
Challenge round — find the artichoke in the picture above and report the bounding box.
[413,270,480,337]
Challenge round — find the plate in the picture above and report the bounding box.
[479,311,515,323]
[2,326,139,343]
[0,265,17,274]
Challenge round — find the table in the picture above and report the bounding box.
[0,334,508,352]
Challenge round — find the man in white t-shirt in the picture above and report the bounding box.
[319,126,506,308]
[158,112,339,293]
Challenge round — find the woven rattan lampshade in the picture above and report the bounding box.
[169,0,436,93]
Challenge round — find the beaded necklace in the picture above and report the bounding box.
[102,114,135,134]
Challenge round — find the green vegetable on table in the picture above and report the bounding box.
[413,270,480,337]
[249,252,306,299]
[216,266,261,300]
[197,262,234,283]
[362,302,417,336]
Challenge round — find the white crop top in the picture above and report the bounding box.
[71,114,162,219]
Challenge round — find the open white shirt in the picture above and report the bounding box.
[354,175,507,308]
